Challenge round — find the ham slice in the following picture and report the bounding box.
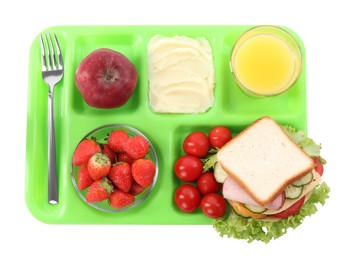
[222,176,285,210]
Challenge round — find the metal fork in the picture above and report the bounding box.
[40,33,64,204]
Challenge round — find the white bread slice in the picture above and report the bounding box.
[217,116,314,206]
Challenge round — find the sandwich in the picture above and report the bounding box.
[209,116,330,242]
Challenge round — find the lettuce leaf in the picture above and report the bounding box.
[213,182,330,243]
[282,125,323,158]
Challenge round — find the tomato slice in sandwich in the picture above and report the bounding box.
[271,196,305,219]
[314,157,324,176]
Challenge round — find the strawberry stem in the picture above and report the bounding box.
[100,177,114,194]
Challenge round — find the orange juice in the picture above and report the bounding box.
[231,26,302,97]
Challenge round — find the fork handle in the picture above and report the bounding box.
[48,92,58,204]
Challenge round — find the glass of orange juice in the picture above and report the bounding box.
[230,26,302,97]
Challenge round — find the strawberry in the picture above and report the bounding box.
[108,162,133,192]
[131,158,156,188]
[109,190,135,209]
[129,181,145,195]
[86,177,114,203]
[122,136,150,160]
[77,164,94,190]
[73,139,101,166]
[87,152,111,180]
[108,130,129,153]
[117,153,134,164]
[102,144,116,164]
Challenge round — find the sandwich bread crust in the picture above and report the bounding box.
[217,116,314,206]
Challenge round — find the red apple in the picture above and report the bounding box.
[75,48,137,108]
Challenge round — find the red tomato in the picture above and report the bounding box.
[208,126,232,149]
[200,193,226,218]
[271,196,305,219]
[314,157,324,176]
[183,131,210,158]
[197,172,220,195]
[174,155,203,182]
[174,184,201,213]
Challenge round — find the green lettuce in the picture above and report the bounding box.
[282,125,324,160]
[213,182,330,243]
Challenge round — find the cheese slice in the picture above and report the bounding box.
[260,190,314,222]
[264,169,321,215]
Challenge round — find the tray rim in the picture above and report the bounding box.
[25,24,308,224]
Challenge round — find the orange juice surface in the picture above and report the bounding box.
[232,34,300,96]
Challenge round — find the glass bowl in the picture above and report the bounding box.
[70,124,158,212]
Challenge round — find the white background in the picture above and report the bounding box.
[1,0,350,259]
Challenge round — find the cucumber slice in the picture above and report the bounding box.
[214,163,228,183]
[292,172,313,187]
[244,204,267,214]
[285,185,303,199]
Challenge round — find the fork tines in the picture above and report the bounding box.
[40,33,63,72]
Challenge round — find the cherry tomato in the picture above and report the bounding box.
[183,131,210,158]
[200,193,226,218]
[208,126,232,149]
[197,172,220,195]
[271,196,305,218]
[174,155,203,182]
[174,184,201,213]
[314,157,324,176]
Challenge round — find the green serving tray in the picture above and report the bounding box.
[25,25,307,224]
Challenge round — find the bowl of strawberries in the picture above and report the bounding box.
[71,124,158,212]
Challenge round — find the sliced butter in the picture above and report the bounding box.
[148,35,215,113]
